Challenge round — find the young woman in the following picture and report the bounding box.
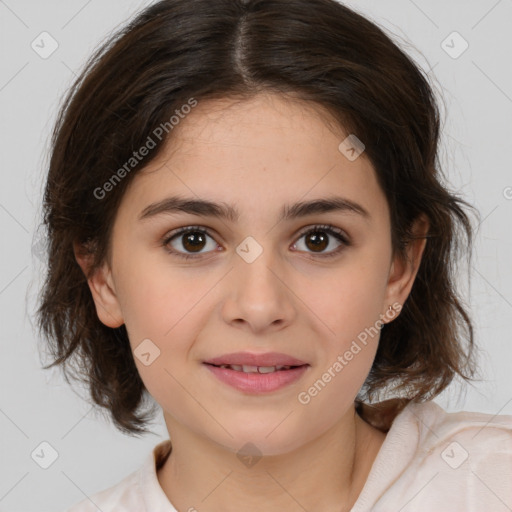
[37,0,512,510]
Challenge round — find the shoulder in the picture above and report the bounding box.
[64,440,173,512]
[64,468,142,512]
[409,400,512,461]
[381,400,512,510]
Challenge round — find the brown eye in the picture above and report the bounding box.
[292,225,350,258]
[163,227,218,259]
[304,231,329,252]
[181,231,207,252]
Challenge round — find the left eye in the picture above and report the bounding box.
[163,226,218,259]
[291,224,350,258]
[162,224,350,260]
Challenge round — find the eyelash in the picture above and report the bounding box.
[161,224,350,260]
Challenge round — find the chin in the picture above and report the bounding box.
[213,427,307,459]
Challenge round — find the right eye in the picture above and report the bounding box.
[161,226,220,260]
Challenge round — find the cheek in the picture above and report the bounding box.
[309,253,390,338]
[113,248,190,339]
[301,324,381,450]
[127,303,205,416]
[299,245,390,399]
[115,257,212,381]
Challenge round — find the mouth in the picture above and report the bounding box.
[203,363,307,374]
[202,362,310,393]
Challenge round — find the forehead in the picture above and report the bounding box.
[162,93,347,163]
[120,93,387,223]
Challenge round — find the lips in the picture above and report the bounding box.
[204,362,310,393]
[208,364,298,374]
[204,351,308,368]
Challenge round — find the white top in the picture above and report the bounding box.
[65,400,512,511]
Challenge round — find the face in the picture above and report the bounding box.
[84,92,423,456]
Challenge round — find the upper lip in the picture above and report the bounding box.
[204,352,308,367]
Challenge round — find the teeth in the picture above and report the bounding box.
[218,364,294,373]
[258,366,277,374]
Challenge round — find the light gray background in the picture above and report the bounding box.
[0,1,511,511]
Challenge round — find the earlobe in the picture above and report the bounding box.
[73,242,124,328]
[383,215,429,320]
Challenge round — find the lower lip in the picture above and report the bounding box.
[203,364,309,393]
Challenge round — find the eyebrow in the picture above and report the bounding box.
[138,195,370,223]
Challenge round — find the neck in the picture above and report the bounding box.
[157,406,386,512]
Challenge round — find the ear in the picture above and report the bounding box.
[382,214,429,323]
[73,241,124,328]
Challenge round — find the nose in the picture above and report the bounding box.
[220,248,296,335]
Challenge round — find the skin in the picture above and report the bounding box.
[76,92,428,511]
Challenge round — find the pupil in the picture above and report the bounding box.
[183,232,205,252]
[307,232,328,252]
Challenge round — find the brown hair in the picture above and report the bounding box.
[37,0,479,435]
